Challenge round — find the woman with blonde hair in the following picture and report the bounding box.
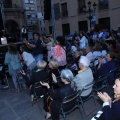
[48,59,60,88]
[21,60,49,101]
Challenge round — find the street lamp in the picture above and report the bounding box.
[83,1,97,30]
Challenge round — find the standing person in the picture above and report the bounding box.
[42,37,54,62]
[23,32,43,62]
[79,32,88,49]
[21,26,27,39]
[51,36,67,70]
[4,43,22,92]
[20,45,36,72]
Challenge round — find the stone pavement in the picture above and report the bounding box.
[0,79,104,120]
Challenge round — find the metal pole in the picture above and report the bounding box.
[51,0,56,39]
[0,0,5,31]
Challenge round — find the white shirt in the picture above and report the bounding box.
[71,45,77,53]
[86,52,94,61]
[22,52,35,66]
[79,36,88,49]
[98,32,103,39]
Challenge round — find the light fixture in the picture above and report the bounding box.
[87,1,91,8]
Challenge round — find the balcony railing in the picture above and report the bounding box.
[61,11,68,18]
[77,7,86,14]
[99,3,109,10]
[4,7,25,12]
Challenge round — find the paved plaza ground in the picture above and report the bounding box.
[0,78,111,120]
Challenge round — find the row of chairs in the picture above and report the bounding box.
[33,80,97,120]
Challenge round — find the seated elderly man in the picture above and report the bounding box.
[73,56,94,97]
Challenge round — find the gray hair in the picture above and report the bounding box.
[37,60,47,69]
[61,69,76,91]
[79,56,90,67]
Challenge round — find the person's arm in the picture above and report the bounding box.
[21,70,35,86]
[23,39,36,48]
[4,52,10,65]
[98,92,112,120]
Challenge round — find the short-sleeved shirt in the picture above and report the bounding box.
[32,39,43,56]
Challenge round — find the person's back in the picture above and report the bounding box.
[22,51,35,66]
[74,68,93,96]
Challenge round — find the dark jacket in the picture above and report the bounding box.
[44,84,75,120]
[22,70,49,95]
[99,100,120,120]
[97,60,117,84]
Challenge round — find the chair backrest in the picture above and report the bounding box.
[60,90,80,113]
[94,74,108,91]
[34,78,49,98]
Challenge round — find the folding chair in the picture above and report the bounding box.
[79,82,98,117]
[93,74,109,93]
[60,90,81,120]
[0,64,10,89]
[51,76,62,92]
[32,78,50,107]
[115,64,120,77]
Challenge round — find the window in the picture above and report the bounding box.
[26,7,30,10]
[25,0,29,3]
[61,3,68,17]
[62,23,70,35]
[30,7,35,11]
[99,0,109,10]
[4,0,12,8]
[27,14,31,19]
[78,0,85,14]
[78,21,88,31]
[25,0,34,4]
[31,14,36,18]
[30,0,34,4]
[99,17,110,30]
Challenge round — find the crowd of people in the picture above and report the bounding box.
[0,28,120,120]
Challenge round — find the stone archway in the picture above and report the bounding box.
[5,20,20,42]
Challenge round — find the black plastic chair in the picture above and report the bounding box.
[60,90,81,120]
[17,70,31,91]
[107,68,116,85]
[93,74,109,92]
[32,78,49,107]
[0,64,10,89]
[115,65,120,77]
[79,82,98,117]
[51,76,62,92]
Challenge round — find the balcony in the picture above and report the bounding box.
[99,3,109,10]
[61,11,68,18]
[77,7,86,14]
[4,7,25,13]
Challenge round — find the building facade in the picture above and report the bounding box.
[44,0,120,36]
[1,0,25,41]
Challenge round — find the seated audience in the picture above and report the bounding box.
[21,60,49,101]
[96,76,120,120]
[40,69,77,120]
[48,59,60,89]
[73,56,94,97]
[97,52,117,84]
